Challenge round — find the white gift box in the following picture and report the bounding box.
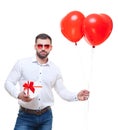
[23,81,42,98]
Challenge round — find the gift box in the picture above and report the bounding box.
[23,81,42,98]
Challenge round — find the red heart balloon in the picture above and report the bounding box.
[100,13,113,40]
[60,11,85,44]
[83,13,113,47]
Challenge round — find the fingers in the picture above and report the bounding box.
[19,91,33,102]
[22,96,33,102]
[78,90,90,101]
[84,95,89,100]
[79,95,89,101]
[82,90,90,94]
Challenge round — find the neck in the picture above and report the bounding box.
[36,56,48,64]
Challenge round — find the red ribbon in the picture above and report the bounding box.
[23,81,35,95]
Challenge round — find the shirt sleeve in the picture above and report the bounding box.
[4,60,21,98]
[54,72,78,102]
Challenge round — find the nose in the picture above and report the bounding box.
[41,45,45,50]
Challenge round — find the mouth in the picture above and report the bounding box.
[40,51,47,55]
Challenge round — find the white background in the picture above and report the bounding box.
[0,0,118,130]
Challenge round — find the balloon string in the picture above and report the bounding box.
[85,46,95,130]
[87,46,95,111]
[88,46,95,89]
[75,45,95,130]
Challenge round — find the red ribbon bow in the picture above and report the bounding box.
[23,81,35,95]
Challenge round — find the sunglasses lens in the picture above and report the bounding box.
[37,44,43,49]
[37,44,50,49]
[44,45,50,49]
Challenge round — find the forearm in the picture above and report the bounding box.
[55,87,78,102]
[4,80,20,98]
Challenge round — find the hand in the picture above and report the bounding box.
[18,91,34,102]
[77,89,90,101]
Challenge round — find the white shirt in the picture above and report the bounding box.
[4,56,78,110]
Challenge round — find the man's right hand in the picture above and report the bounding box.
[18,91,33,102]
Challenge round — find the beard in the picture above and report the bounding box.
[36,50,49,59]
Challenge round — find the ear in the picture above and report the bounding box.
[50,45,53,51]
[34,44,37,50]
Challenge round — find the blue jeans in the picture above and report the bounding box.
[14,108,53,130]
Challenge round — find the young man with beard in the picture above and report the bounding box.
[4,33,90,130]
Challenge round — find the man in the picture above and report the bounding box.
[4,33,90,130]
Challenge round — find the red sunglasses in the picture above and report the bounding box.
[36,44,51,49]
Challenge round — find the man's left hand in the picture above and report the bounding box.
[77,90,90,101]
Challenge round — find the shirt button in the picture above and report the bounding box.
[38,98,40,100]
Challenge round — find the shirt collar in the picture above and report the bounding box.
[32,56,50,66]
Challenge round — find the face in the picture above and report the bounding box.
[34,38,52,59]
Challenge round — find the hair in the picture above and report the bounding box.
[35,33,52,44]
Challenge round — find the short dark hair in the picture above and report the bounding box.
[35,33,52,44]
